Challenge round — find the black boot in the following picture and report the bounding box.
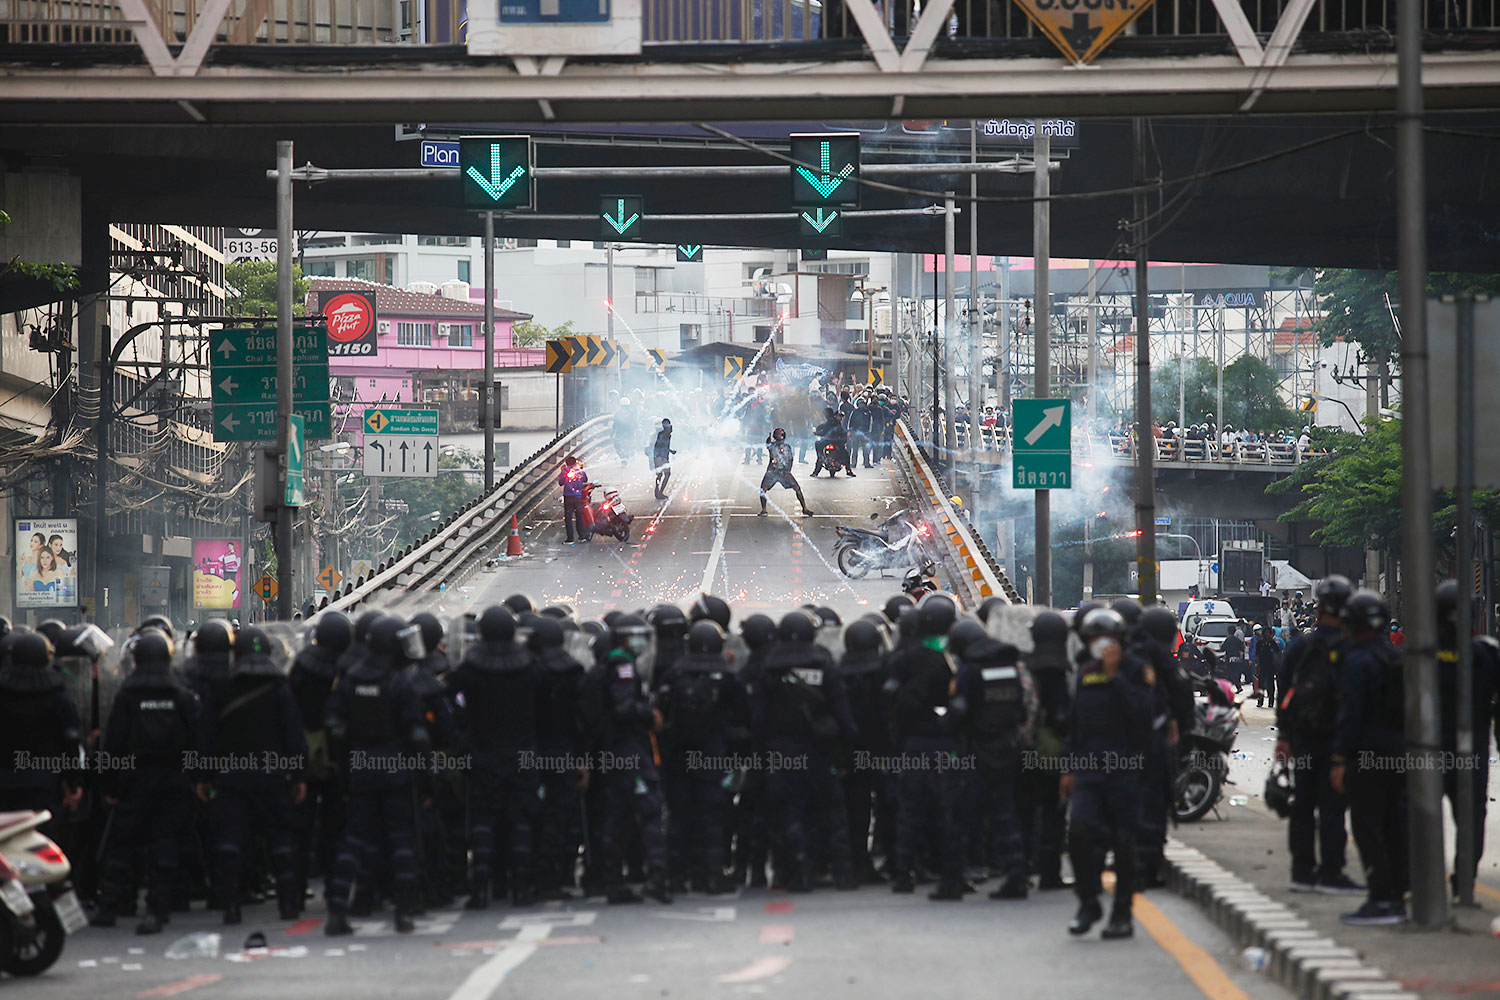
[324,911,353,937]
[394,910,416,934]
[1101,909,1134,940]
[464,885,490,910]
[1068,897,1103,936]
[989,876,1029,900]
[928,883,965,901]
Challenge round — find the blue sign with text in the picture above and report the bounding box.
[501,0,608,22]
[421,141,460,167]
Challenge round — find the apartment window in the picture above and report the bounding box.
[397,321,434,347]
[347,258,377,281]
[679,324,701,350]
[448,323,475,347]
[418,235,468,247]
[517,239,539,248]
[556,240,571,248]
[304,260,335,277]
[457,260,470,283]
[383,258,395,286]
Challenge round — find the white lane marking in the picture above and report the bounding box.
[699,502,730,594]
[651,906,736,923]
[499,911,597,929]
[445,923,552,1000]
[716,955,792,983]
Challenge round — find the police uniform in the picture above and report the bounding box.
[1335,633,1408,912]
[836,629,892,881]
[1276,623,1352,887]
[1019,616,1072,888]
[887,637,963,896]
[287,622,348,906]
[1437,632,1499,890]
[530,619,588,898]
[597,645,671,901]
[0,636,83,834]
[1129,632,1193,887]
[403,643,459,907]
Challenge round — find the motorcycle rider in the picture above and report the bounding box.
[759,428,813,517]
[196,626,307,924]
[1274,575,1363,894]
[559,455,589,544]
[812,407,855,478]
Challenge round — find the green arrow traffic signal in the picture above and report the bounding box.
[790,133,860,208]
[676,244,703,262]
[460,135,533,209]
[600,195,644,238]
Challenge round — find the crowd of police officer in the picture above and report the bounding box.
[1,585,1377,943]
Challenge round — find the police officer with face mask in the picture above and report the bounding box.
[447,605,542,909]
[92,630,199,934]
[196,626,307,924]
[323,616,429,936]
[1020,611,1073,890]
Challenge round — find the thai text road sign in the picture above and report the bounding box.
[790,133,860,208]
[545,339,573,373]
[1011,0,1158,64]
[211,327,330,443]
[460,135,534,209]
[284,414,305,506]
[1012,398,1072,489]
[316,565,343,590]
[254,573,278,601]
[364,408,439,436]
[363,407,440,479]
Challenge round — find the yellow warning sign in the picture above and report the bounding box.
[724,356,745,380]
[868,368,884,387]
[1009,0,1157,64]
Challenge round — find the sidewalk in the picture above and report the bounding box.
[1165,704,1500,1000]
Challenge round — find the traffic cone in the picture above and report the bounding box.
[506,513,523,557]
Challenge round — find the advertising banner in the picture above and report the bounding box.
[15,518,78,609]
[317,289,379,358]
[192,538,244,610]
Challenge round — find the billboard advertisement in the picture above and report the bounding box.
[192,538,244,610]
[15,518,78,609]
[317,289,379,358]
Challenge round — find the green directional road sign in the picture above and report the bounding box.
[210,327,331,443]
[363,407,440,478]
[790,133,860,208]
[284,413,306,506]
[460,135,534,210]
[676,244,703,262]
[802,247,829,262]
[1011,398,1072,489]
[600,195,643,239]
[799,207,843,238]
[363,407,439,436]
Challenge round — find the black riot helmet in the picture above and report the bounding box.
[195,619,236,655]
[772,428,787,442]
[1110,599,1143,629]
[412,612,445,653]
[947,618,989,660]
[690,594,732,631]
[541,604,575,621]
[137,615,174,641]
[1340,589,1390,635]
[8,631,53,670]
[1435,579,1461,633]
[354,610,383,644]
[1140,606,1179,645]
[528,615,566,651]
[647,603,689,639]
[1264,765,1294,819]
[815,606,842,629]
[367,616,409,663]
[609,614,653,655]
[131,630,174,673]
[882,594,914,624]
[237,625,275,660]
[740,614,777,650]
[315,611,353,652]
[843,619,883,654]
[916,592,958,637]
[479,605,517,643]
[777,610,818,645]
[976,597,1008,624]
[1078,608,1128,641]
[36,619,67,648]
[1030,610,1070,647]
[0,616,11,641]
[1073,602,1103,636]
[503,593,536,615]
[687,620,726,655]
[1315,574,1353,616]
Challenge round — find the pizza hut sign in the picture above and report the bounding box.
[317,290,379,357]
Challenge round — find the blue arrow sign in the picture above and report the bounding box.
[677,244,703,261]
[466,144,526,201]
[802,208,839,233]
[602,198,640,234]
[796,141,855,199]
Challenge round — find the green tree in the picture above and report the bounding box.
[226,259,308,317]
[1151,355,1219,426]
[0,209,79,294]
[1221,355,1297,431]
[510,318,576,348]
[380,448,483,548]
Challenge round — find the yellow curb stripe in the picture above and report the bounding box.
[1134,894,1256,1000]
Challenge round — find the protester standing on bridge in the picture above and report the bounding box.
[651,418,677,500]
[559,454,588,543]
[759,428,813,517]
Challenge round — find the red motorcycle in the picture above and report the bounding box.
[579,483,633,542]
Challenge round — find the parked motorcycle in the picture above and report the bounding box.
[1173,676,1240,822]
[833,509,930,579]
[0,810,86,976]
[579,482,633,543]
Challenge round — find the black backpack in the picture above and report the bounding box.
[1285,634,1339,739]
[666,666,721,748]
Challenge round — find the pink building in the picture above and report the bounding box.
[307,278,538,417]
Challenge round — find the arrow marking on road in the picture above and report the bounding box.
[1024,404,1067,446]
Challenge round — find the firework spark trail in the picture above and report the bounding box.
[723,461,864,604]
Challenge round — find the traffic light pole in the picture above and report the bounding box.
[484,210,496,491]
[1132,119,1158,605]
[275,139,295,620]
[1032,131,1050,608]
[942,193,958,473]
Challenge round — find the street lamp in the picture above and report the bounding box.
[1159,531,1207,595]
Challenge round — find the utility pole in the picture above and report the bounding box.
[1396,0,1447,931]
[274,139,294,621]
[999,257,1011,410]
[483,211,496,491]
[1216,300,1225,451]
[1453,292,1477,907]
[1132,119,1158,605]
[968,124,982,483]
[1086,260,1098,426]
[943,193,958,472]
[1032,131,1051,608]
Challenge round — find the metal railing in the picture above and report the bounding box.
[633,292,776,318]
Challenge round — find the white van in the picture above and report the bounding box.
[1179,598,1237,636]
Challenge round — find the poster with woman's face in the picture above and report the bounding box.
[192,538,242,610]
[15,518,78,609]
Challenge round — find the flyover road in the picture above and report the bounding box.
[451,440,940,621]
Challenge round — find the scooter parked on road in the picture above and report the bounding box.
[0,810,86,976]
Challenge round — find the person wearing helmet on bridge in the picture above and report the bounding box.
[651,418,677,500]
[759,428,813,517]
[558,454,589,544]
[1330,590,1407,926]
[1061,608,1153,940]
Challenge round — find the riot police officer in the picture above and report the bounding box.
[1132,604,1195,889]
[658,620,749,894]
[1061,609,1152,940]
[954,633,1035,899]
[181,619,235,709]
[197,626,307,924]
[595,614,672,904]
[323,616,429,936]
[733,613,777,888]
[1436,579,1500,899]
[752,610,857,893]
[92,630,199,934]
[0,632,83,835]
[886,593,964,900]
[646,603,689,692]
[529,615,589,899]
[288,612,351,912]
[1020,611,1072,889]
[837,619,892,883]
[447,605,542,909]
[404,612,459,908]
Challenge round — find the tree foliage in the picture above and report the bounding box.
[380,448,483,549]
[510,318,577,348]
[1150,354,1296,430]
[225,260,308,317]
[0,208,80,294]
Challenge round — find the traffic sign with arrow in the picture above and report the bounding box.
[211,327,330,443]
[790,133,860,208]
[799,208,842,237]
[1011,0,1156,63]
[564,336,587,368]
[647,349,669,373]
[600,195,643,238]
[284,413,305,506]
[363,407,439,478]
[460,135,534,209]
[724,356,745,379]
[316,565,343,590]
[676,244,703,262]
[1011,398,1072,489]
[545,339,573,374]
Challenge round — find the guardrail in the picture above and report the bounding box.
[319,415,615,616]
[891,418,1021,608]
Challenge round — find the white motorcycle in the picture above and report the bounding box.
[0,811,86,976]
